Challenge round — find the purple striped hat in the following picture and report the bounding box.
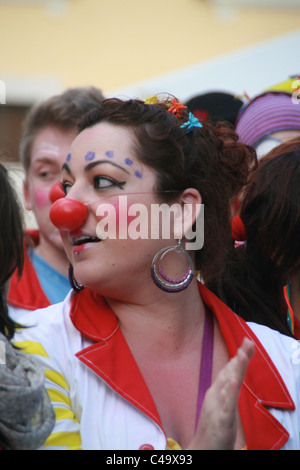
[235,91,300,147]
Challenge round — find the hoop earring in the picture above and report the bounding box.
[151,240,194,293]
[68,264,85,292]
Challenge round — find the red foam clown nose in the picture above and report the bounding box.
[50,198,88,231]
[49,182,65,203]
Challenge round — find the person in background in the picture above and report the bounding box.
[185,91,243,126]
[208,138,300,339]
[8,86,105,321]
[0,163,54,450]
[14,96,300,450]
[232,76,300,215]
[235,76,300,159]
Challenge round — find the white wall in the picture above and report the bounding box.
[108,30,300,102]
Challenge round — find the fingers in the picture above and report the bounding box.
[218,338,255,429]
[225,337,255,390]
[213,337,254,405]
[187,337,255,450]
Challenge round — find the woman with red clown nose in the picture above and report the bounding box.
[50,196,88,232]
[15,96,300,450]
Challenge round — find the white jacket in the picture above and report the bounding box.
[14,283,300,450]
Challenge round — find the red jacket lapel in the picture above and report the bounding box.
[199,283,294,449]
[71,289,163,430]
[8,239,50,310]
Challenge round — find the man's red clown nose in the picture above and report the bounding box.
[49,182,65,203]
[50,198,88,231]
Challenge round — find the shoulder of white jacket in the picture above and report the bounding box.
[247,320,300,382]
[14,290,74,334]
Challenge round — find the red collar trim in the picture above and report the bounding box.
[71,284,294,449]
[8,244,50,311]
[71,289,163,430]
[24,229,40,247]
[199,283,294,408]
[71,289,118,340]
[199,283,294,449]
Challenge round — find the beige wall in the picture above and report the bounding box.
[1,0,300,97]
[1,0,299,229]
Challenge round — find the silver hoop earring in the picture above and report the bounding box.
[151,240,194,293]
[68,264,85,292]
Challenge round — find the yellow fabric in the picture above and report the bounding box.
[44,369,70,390]
[43,431,81,450]
[266,77,299,94]
[14,340,49,357]
[166,438,182,450]
[47,388,72,406]
[54,407,78,422]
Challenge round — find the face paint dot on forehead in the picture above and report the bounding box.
[105,150,114,158]
[125,158,133,166]
[135,170,142,178]
[66,153,71,162]
[85,151,96,161]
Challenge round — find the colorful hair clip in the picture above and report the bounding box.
[144,95,159,105]
[168,98,187,118]
[180,112,203,133]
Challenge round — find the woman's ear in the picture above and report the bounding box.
[173,188,202,240]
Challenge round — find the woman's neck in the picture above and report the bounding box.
[106,280,205,359]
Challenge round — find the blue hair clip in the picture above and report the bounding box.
[180,112,203,133]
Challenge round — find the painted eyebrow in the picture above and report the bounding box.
[62,162,71,174]
[84,160,130,174]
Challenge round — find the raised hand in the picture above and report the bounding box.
[187,337,254,450]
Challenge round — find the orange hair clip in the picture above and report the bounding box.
[168,98,187,118]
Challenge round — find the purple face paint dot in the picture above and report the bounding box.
[125,158,133,166]
[135,170,142,178]
[85,151,96,161]
[66,153,71,162]
[105,150,114,158]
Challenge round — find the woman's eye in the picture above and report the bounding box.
[94,176,125,190]
[62,182,72,195]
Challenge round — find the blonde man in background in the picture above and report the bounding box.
[8,86,105,321]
